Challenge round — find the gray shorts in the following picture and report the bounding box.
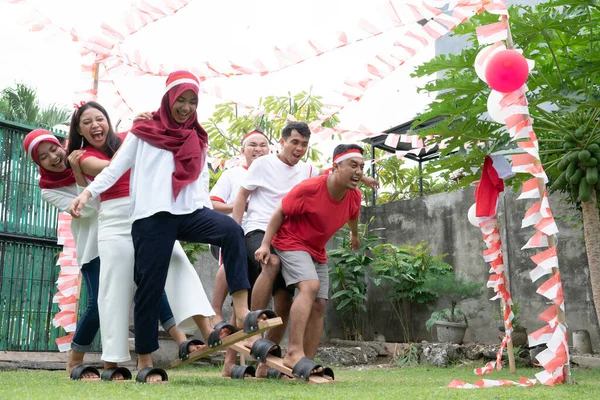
[273,248,329,300]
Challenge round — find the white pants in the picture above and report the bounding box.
[97,197,214,362]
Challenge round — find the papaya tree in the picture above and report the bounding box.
[411,0,600,326]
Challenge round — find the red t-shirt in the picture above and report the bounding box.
[80,133,131,202]
[272,175,361,263]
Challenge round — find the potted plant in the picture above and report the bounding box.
[424,273,483,344]
[497,300,528,347]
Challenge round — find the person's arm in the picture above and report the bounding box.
[209,170,233,214]
[254,205,286,264]
[232,187,252,224]
[42,188,97,219]
[348,218,360,250]
[211,200,233,214]
[67,150,88,187]
[69,135,137,217]
[317,167,380,190]
[78,157,111,177]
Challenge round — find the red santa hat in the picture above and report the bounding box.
[23,129,61,165]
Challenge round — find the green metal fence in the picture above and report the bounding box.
[0,117,100,352]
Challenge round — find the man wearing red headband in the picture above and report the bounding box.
[254,143,365,380]
[232,122,377,378]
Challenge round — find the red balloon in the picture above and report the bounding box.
[485,50,529,93]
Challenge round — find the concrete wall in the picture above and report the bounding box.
[323,188,599,346]
[190,188,598,347]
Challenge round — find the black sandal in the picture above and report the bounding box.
[291,357,324,381]
[249,338,281,363]
[70,364,100,381]
[243,309,278,333]
[136,367,168,383]
[177,339,205,360]
[208,321,238,347]
[101,367,132,381]
[231,365,255,379]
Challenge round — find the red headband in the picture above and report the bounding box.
[242,130,269,146]
[333,149,363,163]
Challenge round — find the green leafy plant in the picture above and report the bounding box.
[180,242,209,265]
[424,273,483,331]
[411,0,600,326]
[370,242,453,341]
[393,343,420,367]
[328,217,384,340]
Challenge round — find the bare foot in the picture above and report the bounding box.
[221,361,234,378]
[255,363,270,378]
[188,342,206,354]
[67,350,99,380]
[210,315,224,326]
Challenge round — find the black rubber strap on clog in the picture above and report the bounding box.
[101,367,132,381]
[70,364,100,380]
[178,339,204,360]
[291,357,323,381]
[266,368,283,379]
[136,367,168,383]
[208,321,237,348]
[249,338,281,363]
[243,309,278,333]
[231,365,256,379]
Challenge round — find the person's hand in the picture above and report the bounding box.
[350,233,360,251]
[133,111,153,122]
[69,191,91,218]
[67,150,85,174]
[254,244,271,265]
[361,176,380,190]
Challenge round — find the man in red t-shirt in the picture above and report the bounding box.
[255,144,364,380]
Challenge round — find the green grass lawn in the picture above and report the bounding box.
[0,365,599,400]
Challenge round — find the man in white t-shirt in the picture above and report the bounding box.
[209,130,270,323]
[232,121,379,378]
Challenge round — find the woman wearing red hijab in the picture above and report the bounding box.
[69,71,279,383]
[23,129,101,381]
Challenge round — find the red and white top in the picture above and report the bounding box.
[81,151,131,202]
[272,175,361,264]
[242,153,320,235]
[210,166,248,230]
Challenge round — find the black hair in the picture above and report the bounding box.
[67,101,121,157]
[281,121,311,139]
[332,144,364,162]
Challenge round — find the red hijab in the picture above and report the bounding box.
[131,70,208,199]
[23,129,76,189]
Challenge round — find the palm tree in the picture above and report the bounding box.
[0,83,71,127]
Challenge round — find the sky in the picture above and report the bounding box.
[0,0,436,140]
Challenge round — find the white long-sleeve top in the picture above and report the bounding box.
[85,133,211,222]
[42,184,100,266]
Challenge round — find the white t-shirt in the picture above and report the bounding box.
[85,133,211,222]
[242,153,319,234]
[42,184,100,266]
[210,166,248,231]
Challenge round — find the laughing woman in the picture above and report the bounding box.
[66,102,215,381]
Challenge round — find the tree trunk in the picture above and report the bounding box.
[581,190,600,336]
